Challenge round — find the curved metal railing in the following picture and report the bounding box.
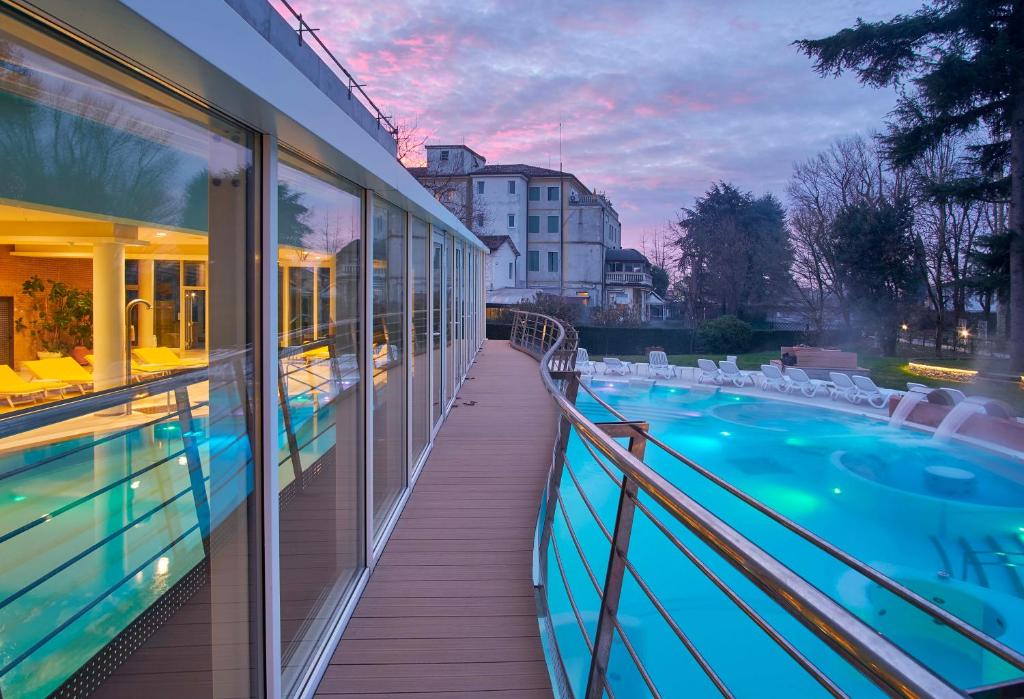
[510,310,1023,699]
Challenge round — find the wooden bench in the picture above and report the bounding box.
[781,346,867,380]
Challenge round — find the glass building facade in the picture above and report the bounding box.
[0,4,486,698]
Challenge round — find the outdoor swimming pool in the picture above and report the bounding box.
[545,382,1024,697]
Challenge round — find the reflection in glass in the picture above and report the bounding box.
[276,154,364,696]
[0,19,259,698]
[410,217,429,464]
[371,196,406,530]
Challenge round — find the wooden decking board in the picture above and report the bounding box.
[316,341,556,697]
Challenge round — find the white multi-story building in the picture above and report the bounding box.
[411,145,646,310]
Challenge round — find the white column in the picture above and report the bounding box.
[92,241,126,392]
[138,259,155,347]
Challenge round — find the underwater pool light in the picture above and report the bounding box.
[720,431,731,437]
[832,487,842,495]
[11,494,25,502]
[178,456,188,466]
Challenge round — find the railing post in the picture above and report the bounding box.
[585,423,646,699]
[174,386,212,557]
[586,473,639,699]
[277,359,304,488]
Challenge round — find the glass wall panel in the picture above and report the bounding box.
[410,217,429,464]
[431,234,444,429]
[276,152,364,695]
[0,18,260,698]
[445,235,455,405]
[371,197,406,530]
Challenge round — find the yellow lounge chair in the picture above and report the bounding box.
[85,354,177,382]
[0,365,69,406]
[24,357,93,394]
[133,347,207,369]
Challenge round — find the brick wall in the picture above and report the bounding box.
[0,246,93,364]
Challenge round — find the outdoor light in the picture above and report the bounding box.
[960,328,970,338]
[901,323,908,331]
[156,557,170,575]
[130,481,141,490]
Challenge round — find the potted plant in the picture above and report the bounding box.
[15,276,93,361]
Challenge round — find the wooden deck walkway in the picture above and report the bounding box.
[315,340,557,698]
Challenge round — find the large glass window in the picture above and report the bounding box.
[276,152,364,695]
[410,217,430,465]
[371,196,406,530]
[0,20,260,697]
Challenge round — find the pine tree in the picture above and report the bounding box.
[795,0,1024,371]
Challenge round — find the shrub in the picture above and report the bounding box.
[516,293,581,326]
[588,305,643,328]
[696,315,753,353]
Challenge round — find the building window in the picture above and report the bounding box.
[527,215,540,234]
[528,186,540,201]
[547,251,559,273]
[547,186,559,201]
[477,180,484,194]
[508,180,516,194]
[440,149,449,161]
[528,250,540,271]
[508,261,513,279]
[507,214,515,228]
[547,215,559,233]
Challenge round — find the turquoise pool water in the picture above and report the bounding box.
[546,383,1024,697]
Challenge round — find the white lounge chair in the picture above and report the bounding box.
[760,364,791,393]
[696,358,723,385]
[576,348,596,375]
[602,357,631,376]
[829,372,859,403]
[648,351,677,380]
[786,368,828,397]
[719,360,754,387]
[852,375,900,409]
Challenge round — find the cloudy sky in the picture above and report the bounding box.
[280,0,920,248]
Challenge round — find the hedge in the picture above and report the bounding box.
[487,323,851,355]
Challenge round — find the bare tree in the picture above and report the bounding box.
[392,114,428,166]
[787,135,905,332]
[640,225,679,281]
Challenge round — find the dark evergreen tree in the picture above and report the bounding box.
[833,198,922,355]
[795,0,1024,369]
[674,182,793,322]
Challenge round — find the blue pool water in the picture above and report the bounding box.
[546,383,1024,697]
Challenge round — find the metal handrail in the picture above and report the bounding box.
[574,379,1024,674]
[510,310,967,699]
[272,0,399,138]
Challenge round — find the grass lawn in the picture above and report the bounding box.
[615,351,1024,411]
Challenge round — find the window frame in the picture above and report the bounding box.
[527,250,540,272]
[547,215,559,234]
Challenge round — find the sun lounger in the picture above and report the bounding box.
[829,372,859,403]
[24,357,93,394]
[602,357,632,376]
[86,354,176,381]
[852,374,901,409]
[786,367,828,397]
[697,358,723,385]
[760,364,791,393]
[648,351,677,380]
[576,348,596,375]
[133,347,207,369]
[719,360,754,387]
[0,365,68,406]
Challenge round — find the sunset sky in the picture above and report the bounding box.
[280,0,921,248]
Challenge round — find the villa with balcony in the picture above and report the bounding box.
[605,248,666,321]
[1,2,1023,699]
